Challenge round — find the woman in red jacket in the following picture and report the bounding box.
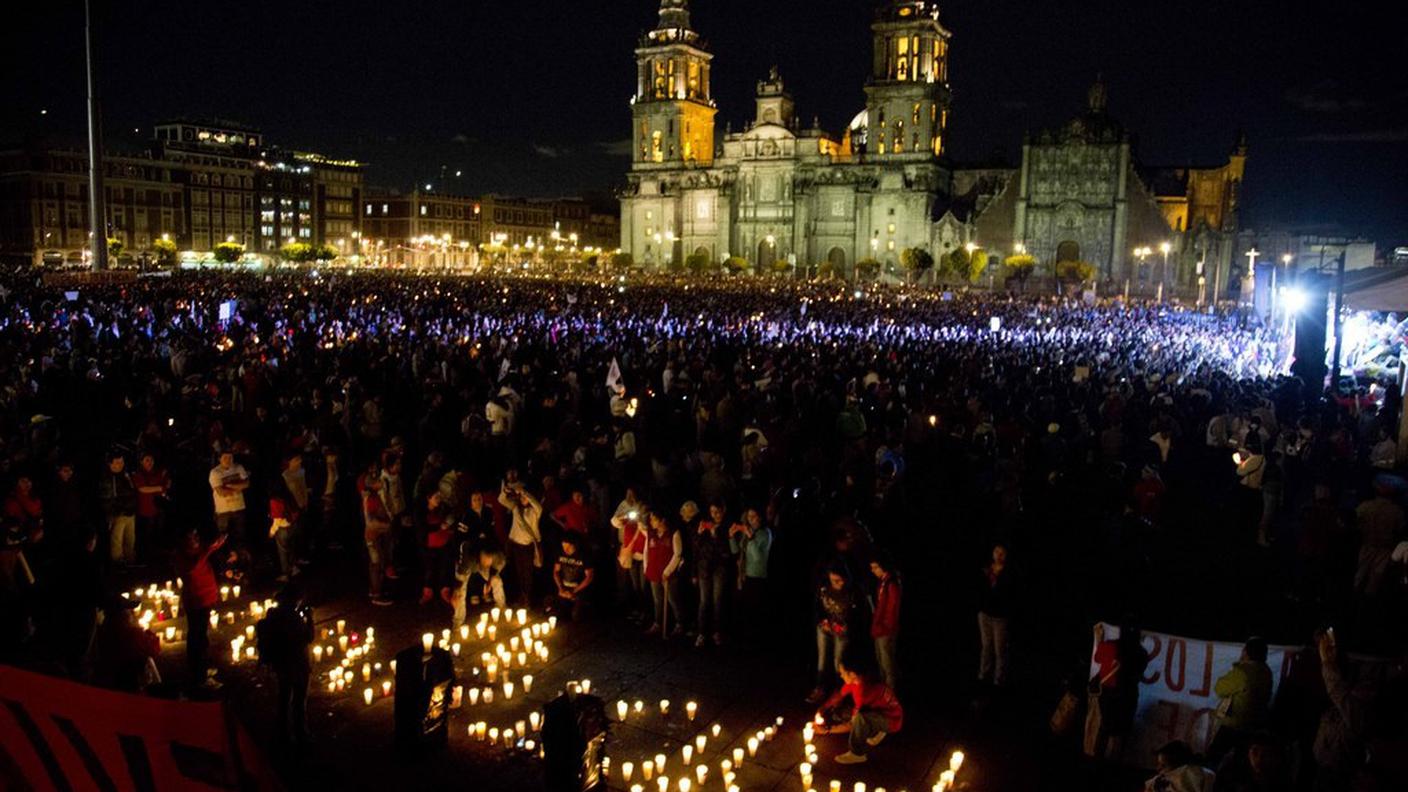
[642,511,683,637]
[814,652,904,766]
[869,551,902,690]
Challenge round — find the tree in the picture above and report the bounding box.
[937,248,968,283]
[901,247,936,284]
[610,251,634,271]
[281,242,316,263]
[724,256,750,275]
[816,260,836,280]
[856,258,881,280]
[1003,253,1037,289]
[314,243,339,262]
[106,238,123,258]
[769,257,792,276]
[969,249,990,284]
[152,237,178,265]
[685,252,711,275]
[1054,259,1097,285]
[213,241,245,264]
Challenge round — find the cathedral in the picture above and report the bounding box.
[620,0,1245,290]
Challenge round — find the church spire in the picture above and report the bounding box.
[657,0,691,31]
[1087,73,1108,115]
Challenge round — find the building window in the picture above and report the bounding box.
[365,204,373,215]
[420,205,427,216]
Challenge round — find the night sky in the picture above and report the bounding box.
[4,1,1405,245]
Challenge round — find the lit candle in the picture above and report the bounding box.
[711,723,721,738]
[746,736,759,756]
[659,699,670,715]
[517,651,527,666]
[338,635,349,652]
[422,633,434,654]
[363,688,374,706]
[459,624,470,641]
[548,615,557,631]
[634,700,645,715]
[617,700,629,721]
[655,753,667,773]
[486,662,498,683]
[694,765,707,784]
[515,720,526,740]
[720,759,732,773]
[580,679,592,695]
[361,662,372,681]
[469,687,480,706]
[451,685,463,708]
[452,643,461,657]
[244,625,255,641]
[476,621,487,639]
[522,674,533,693]
[476,721,487,740]
[488,727,498,744]
[678,779,691,792]
[763,726,776,741]
[804,742,816,757]
[390,659,397,673]
[245,647,255,660]
[803,723,814,742]
[382,680,392,697]
[936,772,955,792]
[529,711,541,731]
[365,626,374,642]
[209,611,219,628]
[503,681,514,700]
[442,628,451,643]
[336,619,346,634]
[491,607,501,623]
[327,680,337,693]
[165,626,176,641]
[313,645,323,662]
[694,734,706,753]
[657,777,669,792]
[682,745,693,765]
[487,625,497,641]
[732,747,744,765]
[685,701,697,721]
[949,750,965,773]
[232,585,241,599]
[483,687,494,704]
[622,761,634,782]
[642,760,654,781]
[516,608,527,626]
[220,586,230,602]
[854,783,866,792]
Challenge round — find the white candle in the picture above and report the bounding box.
[476,721,487,740]
[365,626,374,641]
[452,643,461,657]
[950,750,965,773]
[488,727,499,744]
[694,734,706,752]
[361,662,371,681]
[488,625,497,640]
[659,699,670,715]
[483,687,494,703]
[622,761,634,782]
[522,674,533,693]
[642,760,654,781]
[548,615,558,630]
[694,765,707,784]
[363,688,374,706]
[422,633,434,654]
[220,586,230,601]
[634,700,645,714]
[746,736,759,756]
[720,759,732,773]
[678,779,691,792]
[469,688,480,706]
[382,680,392,697]
[516,608,527,626]
[732,747,743,765]
[580,679,592,695]
[515,720,526,740]
[682,745,693,765]
[459,624,470,641]
[336,619,345,634]
[313,645,323,662]
[529,711,541,731]
[855,783,866,792]
[338,635,349,652]
[617,700,629,721]
[803,723,814,742]
[517,651,527,666]
[164,626,176,641]
[476,621,487,639]
[491,607,501,623]
[655,753,667,773]
[711,723,721,738]
[486,662,498,683]
[685,701,697,721]
[657,778,669,792]
[503,681,514,699]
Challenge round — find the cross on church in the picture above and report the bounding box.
[1245,247,1260,269]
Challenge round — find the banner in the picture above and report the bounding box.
[0,664,280,791]
[1090,624,1301,766]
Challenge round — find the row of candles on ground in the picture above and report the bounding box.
[614,696,701,723]
[608,713,780,792]
[796,718,966,792]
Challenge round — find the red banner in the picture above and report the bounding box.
[0,664,280,791]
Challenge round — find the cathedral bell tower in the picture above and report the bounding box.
[632,0,717,168]
[863,0,952,160]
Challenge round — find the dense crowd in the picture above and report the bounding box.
[0,269,1404,789]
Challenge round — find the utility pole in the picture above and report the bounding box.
[85,0,108,271]
[1329,252,1347,389]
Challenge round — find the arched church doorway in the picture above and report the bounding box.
[1056,240,1080,262]
[757,238,777,272]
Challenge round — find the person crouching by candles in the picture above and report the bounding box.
[551,534,594,622]
[417,491,455,607]
[256,580,314,747]
[807,565,859,704]
[813,651,903,766]
[455,547,507,627]
[177,528,226,692]
[643,512,684,637]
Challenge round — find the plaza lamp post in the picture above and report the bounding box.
[1158,241,1172,303]
[1196,256,1207,310]
[1125,246,1152,303]
[964,241,978,291]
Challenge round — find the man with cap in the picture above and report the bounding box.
[1209,636,1273,764]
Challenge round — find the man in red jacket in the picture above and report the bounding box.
[178,528,226,691]
[870,552,902,690]
[815,653,904,765]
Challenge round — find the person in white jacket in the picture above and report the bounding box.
[499,482,541,607]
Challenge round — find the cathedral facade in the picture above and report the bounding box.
[620,0,1246,291]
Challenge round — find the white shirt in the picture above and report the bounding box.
[209,463,248,514]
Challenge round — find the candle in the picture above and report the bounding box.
[659,699,670,715]
[365,626,374,642]
[580,679,591,695]
[656,778,669,792]
[488,727,499,744]
[486,662,498,683]
[516,652,527,666]
[678,779,690,792]
[360,662,371,681]
[164,626,176,641]
[804,742,816,757]
[517,608,527,626]
[476,721,487,740]
[711,723,721,738]
[336,678,345,691]
[522,674,533,693]
[469,687,480,706]
[327,680,337,693]
[245,647,255,660]
[936,772,955,792]
[452,643,461,657]
[642,760,654,781]
[694,765,707,784]
[685,701,697,721]
[390,659,397,673]
[529,711,541,731]
[631,787,643,792]
[800,762,812,778]
[548,616,557,631]
[503,681,514,700]
[622,761,634,782]
[451,685,463,708]
[617,700,629,721]
[491,607,501,623]
[209,611,219,628]
[803,723,814,742]
[422,633,434,654]
[336,619,345,634]
[442,628,451,643]
[854,783,866,792]
[949,750,965,773]
[338,635,349,652]
[383,680,393,697]
[363,688,374,706]
[681,745,693,765]
[634,700,645,715]
[313,645,323,662]
[763,726,776,741]
[732,747,744,765]
[488,625,497,641]
[220,586,230,602]
[515,720,526,740]
[483,687,494,704]
[721,759,732,773]
[476,622,487,639]
[746,736,759,756]
[244,625,254,641]
[694,734,706,752]
[655,753,667,773]
[480,612,490,624]
[232,585,241,599]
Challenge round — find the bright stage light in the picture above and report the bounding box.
[1281,286,1308,315]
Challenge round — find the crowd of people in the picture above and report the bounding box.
[0,268,1405,790]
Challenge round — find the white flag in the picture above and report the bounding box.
[498,357,511,382]
[606,357,622,390]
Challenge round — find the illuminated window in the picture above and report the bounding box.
[652,131,663,163]
[646,211,653,221]
[420,206,427,216]
[897,37,909,55]
[887,240,895,251]
[381,204,388,215]
[878,131,886,153]
[931,104,937,123]
[365,204,372,215]
[887,223,896,234]
[897,58,908,81]
[913,103,921,124]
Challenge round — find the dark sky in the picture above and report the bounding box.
[4,1,1405,245]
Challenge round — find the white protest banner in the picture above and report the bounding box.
[1091,623,1301,765]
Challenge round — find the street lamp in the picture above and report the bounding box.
[1159,241,1172,303]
